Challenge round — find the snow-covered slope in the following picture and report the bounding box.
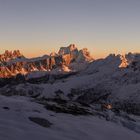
[0,51,140,139]
[0,96,139,140]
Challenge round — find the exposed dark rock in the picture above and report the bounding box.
[45,102,92,115]
[113,101,140,116]
[3,107,10,110]
[68,88,111,105]
[32,110,41,113]
[55,89,64,94]
[29,117,52,128]
[0,84,43,97]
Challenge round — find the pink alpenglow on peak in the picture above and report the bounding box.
[0,44,93,78]
[58,44,78,56]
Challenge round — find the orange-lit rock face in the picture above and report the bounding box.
[0,54,63,78]
[106,104,112,110]
[62,54,72,66]
[103,104,112,110]
[0,45,93,78]
[119,55,129,68]
[0,50,23,62]
[58,44,78,56]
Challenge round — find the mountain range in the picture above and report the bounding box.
[0,44,140,140]
[0,44,93,78]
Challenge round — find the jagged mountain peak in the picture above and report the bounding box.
[58,44,93,62]
[118,53,140,68]
[3,50,22,57]
[50,52,58,57]
[58,44,78,55]
[68,44,77,51]
[0,50,24,62]
[119,55,129,68]
[0,45,93,78]
[76,48,93,62]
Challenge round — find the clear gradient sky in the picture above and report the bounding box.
[0,0,140,58]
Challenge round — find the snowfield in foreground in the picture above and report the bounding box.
[0,96,139,140]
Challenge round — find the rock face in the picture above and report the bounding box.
[58,44,78,56]
[0,50,23,62]
[119,55,129,68]
[76,48,93,62]
[0,44,93,78]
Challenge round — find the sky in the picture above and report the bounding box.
[0,0,140,58]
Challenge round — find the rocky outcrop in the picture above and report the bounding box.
[0,50,24,63]
[76,48,93,62]
[0,44,93,78]
[28,117,52,128]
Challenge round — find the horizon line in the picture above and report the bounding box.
[0,48,140,60]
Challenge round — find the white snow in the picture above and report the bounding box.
[0,50,140,140]
[0,96,139,140]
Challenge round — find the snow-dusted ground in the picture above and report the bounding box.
[0,96,139,140]
[0,52,140,140]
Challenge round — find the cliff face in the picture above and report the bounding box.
[0,44,93,78]
[0,50,23,62]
